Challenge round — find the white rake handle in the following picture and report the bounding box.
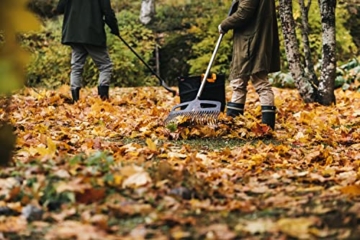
[196,34,224,99]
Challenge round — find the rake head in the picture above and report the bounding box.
[164,99,221,125]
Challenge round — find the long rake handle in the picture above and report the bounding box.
[196,34,224,99]
[117,35,177,97]
[196,1,237,99]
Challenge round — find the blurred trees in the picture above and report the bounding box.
[23,0,360,91]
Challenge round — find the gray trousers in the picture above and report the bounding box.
[70,44,113,90]
[230,71,274,106]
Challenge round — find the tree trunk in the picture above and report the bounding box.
[140,0,156,25]
[317,0,337,105]
[299,0,319,87]
[279,0,316,103]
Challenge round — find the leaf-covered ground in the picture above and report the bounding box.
[0,84,360,239]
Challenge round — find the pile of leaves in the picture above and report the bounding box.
[0,85,359,239]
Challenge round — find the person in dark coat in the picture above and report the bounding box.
[218,0,281,129]
[55,0,120,102]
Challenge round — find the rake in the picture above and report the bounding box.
[164,2,237,125]
[117,35,177,97]
[164,33,225,125]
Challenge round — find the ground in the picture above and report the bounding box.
[0,85,359,239]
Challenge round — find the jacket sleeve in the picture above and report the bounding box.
[221,0,259,31]
[100,0,120,36]
[55,0,67,15]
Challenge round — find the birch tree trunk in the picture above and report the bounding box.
[317,0,336,105]
[299,0,319,87]
[140,0,155,25]
[279,0,316,103]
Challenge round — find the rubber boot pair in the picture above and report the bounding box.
[71,86,109,103]
[226,102,276,130]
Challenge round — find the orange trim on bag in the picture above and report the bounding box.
[201,73,217,83]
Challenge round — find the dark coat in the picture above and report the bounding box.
[221,0,281,79]
[56,0,119,47]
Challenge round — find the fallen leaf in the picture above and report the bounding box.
[340,185,360,196]
[277,217,319,239]
[146,138,157,151]
[199,224,237,240]
[44,220,110,240]
[75,188,106,204]
[235,219,277,234]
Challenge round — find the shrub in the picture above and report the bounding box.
[28,0,58,18]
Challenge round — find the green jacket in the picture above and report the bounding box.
[221,0,280,79]
[56,0,119,47]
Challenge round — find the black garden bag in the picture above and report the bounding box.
[177,74,226,112]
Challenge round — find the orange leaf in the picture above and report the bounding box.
[340,185,360,196]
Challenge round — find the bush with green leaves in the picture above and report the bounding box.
[28,0,58,18]
[268,57,360,91]
[152,0,233,84]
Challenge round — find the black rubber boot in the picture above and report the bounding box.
[226,102,244,117]
[71,88,80,103]
[98,85,109,100]
[262,106,276,130]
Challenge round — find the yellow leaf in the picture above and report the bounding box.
[146,138,157,151]
[56,178,92,194]
[113,174,123,186]
[277,217,318,239]
[47,138,57,156]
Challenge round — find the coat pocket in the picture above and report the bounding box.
[238,36,253,60]
[245,35,254,60]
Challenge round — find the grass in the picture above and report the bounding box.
[116,136,282,150]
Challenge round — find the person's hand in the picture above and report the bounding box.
[111,29,120,37]
[218,24,226,34]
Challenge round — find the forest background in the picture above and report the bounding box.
[25,0,360,90]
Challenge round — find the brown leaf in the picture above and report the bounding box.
[0,216,27,233]
[44,221,110,240]
[108,202,153,217]
[199,224,236,240]
[75,188,106,204]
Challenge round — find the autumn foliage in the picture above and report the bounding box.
[0,85,359,239]
[1,0,360,239]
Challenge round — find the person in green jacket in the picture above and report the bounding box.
[218,0,281,130]
[55,0,120,102]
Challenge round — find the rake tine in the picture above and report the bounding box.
[165,99,221,125]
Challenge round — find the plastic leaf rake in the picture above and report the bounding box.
[164,99,221,125]
[164,32,225,125]
[164,3,238,125]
